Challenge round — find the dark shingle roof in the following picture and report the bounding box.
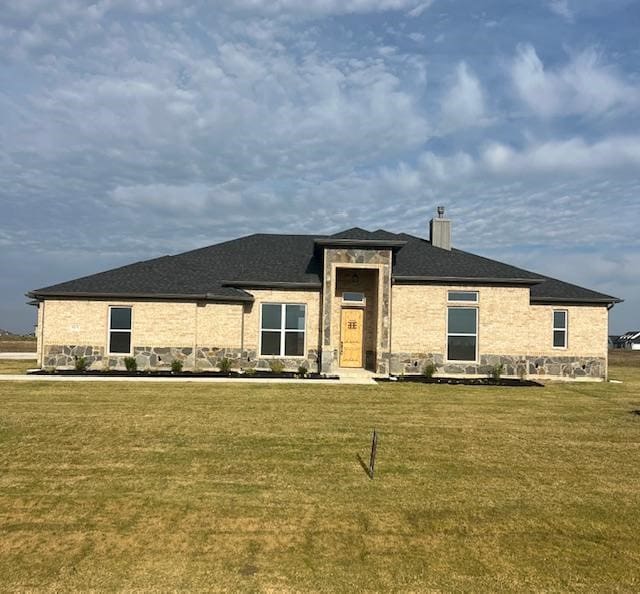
[29,229,621,304]
[328,227,404,241]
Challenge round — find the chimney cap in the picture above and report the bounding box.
[437,205,445,218]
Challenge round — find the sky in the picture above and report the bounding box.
[0,0,638,334]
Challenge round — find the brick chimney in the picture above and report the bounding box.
[429,206,451,250]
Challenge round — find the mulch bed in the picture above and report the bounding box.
[376,375,543,387]
[28,369,339,380]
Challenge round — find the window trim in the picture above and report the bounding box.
[446,306,478,363]
[447,290,479,303]
[108,305,133,355]
[552,309,568,349]
[259,303,307,358]
[342,292,366,307]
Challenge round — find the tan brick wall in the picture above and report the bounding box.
[243,289,321,354]
[41,299,245,352]
[196,302,243,348]
[526,304,608,358]
[43,299,110,347]
[391,285,608,359]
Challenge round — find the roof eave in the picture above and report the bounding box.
[393,275,545,286]
[27,290,254,303]
[530,296,623,305]
[314,238,407,249]
[221,281,322,289]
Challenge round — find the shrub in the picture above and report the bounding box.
[124,356,137,372]
[490,363,504,381]
[243,367,256,375]
[422,362,438,379]
[269,359,285,374]
[171,359,183,373]
[74,356,88,372]
[297,364,308,377]
[218,357,233,373]
[517,361,527,382]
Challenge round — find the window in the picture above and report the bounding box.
[109,306,132,354]
[553,310,567,348]
[447,307,477,361]
[448,291,478,302]
[342,292,365,306]
[260,304,306,357]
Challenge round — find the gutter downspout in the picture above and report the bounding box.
[240,303,245,364]
[605,302,615,381]
[193,302,198,372]
[39,300,45,369]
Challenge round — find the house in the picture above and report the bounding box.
[28,208,622,380]
[615,331,640,350]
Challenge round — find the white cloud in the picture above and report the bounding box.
[440,62,486,130]
[547,0,573,21]
[511,44,639,118]
[483,136,640,174]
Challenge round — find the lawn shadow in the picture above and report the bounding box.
[356,453,373,479]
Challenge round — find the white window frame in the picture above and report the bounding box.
[342,292,366,307]
[446,306,478,363]
[448,290,479,303]
[108,306,133,355]
[552,309,568,349]
[259,303,307,358]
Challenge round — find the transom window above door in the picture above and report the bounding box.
[342,292,366,305]
[260,303,306,357]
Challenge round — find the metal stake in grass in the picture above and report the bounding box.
[369,429,378,479]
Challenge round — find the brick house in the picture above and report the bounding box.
[29,209,621,380]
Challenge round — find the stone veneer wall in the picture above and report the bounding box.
[43,344,318,371]
[388,352,606,379]
[44,345,104,368]
[321,248,392,374]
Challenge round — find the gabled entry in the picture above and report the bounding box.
[340,308,364,367]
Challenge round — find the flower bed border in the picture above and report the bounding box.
[28,369,339,380]
[377,375,543,387]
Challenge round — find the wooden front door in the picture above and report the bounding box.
[340,308,364,368]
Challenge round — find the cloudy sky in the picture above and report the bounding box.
[1,0,638,334]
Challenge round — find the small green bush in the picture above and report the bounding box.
[490,363,504,381]
[124,356,137,372]
[297,364,308,377]
[269,359,285,374]
[218,357,233,373]
[422,362,438,379]
[171,359,183,373]
[74,356,88,372]
[243,367,256,375]
[517,361,527,382]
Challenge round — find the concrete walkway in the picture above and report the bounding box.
[0,373,379,385]
[0,352,37,360]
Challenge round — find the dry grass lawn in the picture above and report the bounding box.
[0,359,37,374]
[0,336,36,352]
[1,355,639,591]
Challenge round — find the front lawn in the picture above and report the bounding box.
[0,359,37,374]
[1,363,639,590]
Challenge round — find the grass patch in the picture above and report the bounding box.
[1,367,640,590]
[0,337,36,352]
[0,359,37,374]
[609,349,640,368]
